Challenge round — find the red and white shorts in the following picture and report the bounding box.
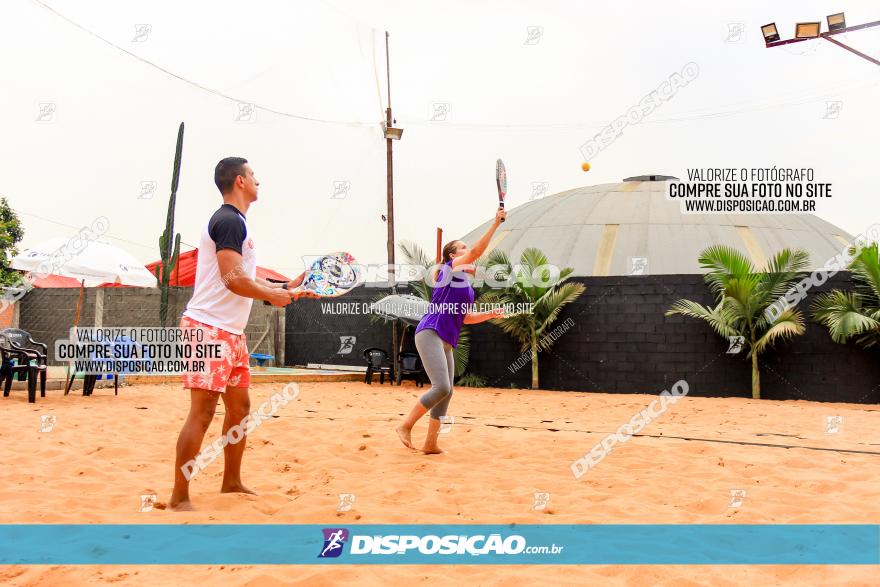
[179,315,251,392]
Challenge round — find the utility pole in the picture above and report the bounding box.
[385,31,395,291]
[384,31,402,379]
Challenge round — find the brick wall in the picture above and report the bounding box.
[18,286,284,365]
[0,301,16,328]
[19,288,97,360]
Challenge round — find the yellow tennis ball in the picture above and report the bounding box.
[581,162,591,172]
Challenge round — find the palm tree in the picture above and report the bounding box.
[812,243,880,348]
[666,245,809,399]
[479,247,585,389]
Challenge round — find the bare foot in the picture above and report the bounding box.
[221,483,257,495]
[422,444,444,455]
[396,425,415,449]
[169,497,195,511]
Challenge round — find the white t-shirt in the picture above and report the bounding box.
[183,204,257,334]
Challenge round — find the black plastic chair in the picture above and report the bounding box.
[81,374,118,397]
[79,334,133,397]
[396,351,426,387]
[363,348,394,385]
[0,331,46,403]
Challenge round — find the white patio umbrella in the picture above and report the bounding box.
[371,293,429,326]
[12,237,157,287]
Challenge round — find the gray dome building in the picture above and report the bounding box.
[461,176,853,276]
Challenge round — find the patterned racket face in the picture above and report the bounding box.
[496,158,507,205]
[300,252,361,297]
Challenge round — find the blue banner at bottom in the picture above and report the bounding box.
[0,525,877,565]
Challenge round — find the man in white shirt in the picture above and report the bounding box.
[169,157,312,511]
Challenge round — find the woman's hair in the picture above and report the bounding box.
[441,240,462,263]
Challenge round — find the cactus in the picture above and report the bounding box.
[157,122,184,326]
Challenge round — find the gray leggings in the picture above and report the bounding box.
[415,329,455,419]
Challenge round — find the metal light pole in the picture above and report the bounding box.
[762,16,880,66]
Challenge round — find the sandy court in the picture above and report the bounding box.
[1,380,878,585]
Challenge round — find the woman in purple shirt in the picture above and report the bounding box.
[397,208,507,454]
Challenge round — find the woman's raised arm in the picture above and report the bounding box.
[451,207,506,270]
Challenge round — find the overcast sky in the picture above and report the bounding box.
[3,0,879,275]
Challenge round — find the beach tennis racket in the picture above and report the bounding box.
[294,251,361,298]
[265,251,360,303]
[496,158,507,222]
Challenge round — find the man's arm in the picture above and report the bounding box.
[288,271,307,289]
[256,278,283,289]
[255,271,316,300]
[255,271,308,290]
[217,250,290,307]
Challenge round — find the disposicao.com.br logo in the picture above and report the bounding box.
[317,528,563,558]
[318,528,349,558]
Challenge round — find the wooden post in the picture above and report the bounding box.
[64,280,86,395]
[436,227,443,263]
[274,307,285,366]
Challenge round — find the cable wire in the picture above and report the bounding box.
[30,0,383,128]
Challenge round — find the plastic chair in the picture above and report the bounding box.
[396,351,426,387]
[362,348,394,385]
[0,331,46,403]
[250,353,274,367]
[76,335,142,396]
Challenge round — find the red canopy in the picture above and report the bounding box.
[29,274,128,288]
[30,274,86,288]
[146,249,290,286]
[30,249,290,289]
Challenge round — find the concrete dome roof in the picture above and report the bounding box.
[460,177,853,276]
